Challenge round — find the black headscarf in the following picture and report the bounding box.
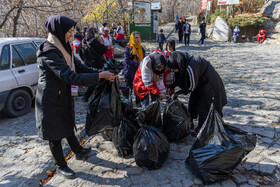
[45,15,77,55]
[168,51,190,91]
[86,27,98,42]
[151,52,166,75]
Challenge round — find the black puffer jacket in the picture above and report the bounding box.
[170,52,227,118]
[36,41,100,140]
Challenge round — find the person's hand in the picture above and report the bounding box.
[99,71,116,82]
[159,93,168,99]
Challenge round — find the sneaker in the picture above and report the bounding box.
[56,165,76,179]
[76,147,91,160]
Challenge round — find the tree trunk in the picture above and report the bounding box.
[12,0,24,37]
[0,6,17,30]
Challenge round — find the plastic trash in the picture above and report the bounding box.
[136,100,162,129]
[185,104,257,184]
[133,126,170,170]
[163,99,191,140]
[86,79,122,136]
[133,100,170,170]
[85,60,124,136]
[112,118,139,157]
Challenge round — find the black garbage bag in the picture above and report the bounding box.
[85,79,122,136]
[133,100,169,170]
[101,130,114,141]
[185,104,257,184]
[133,126,170,170]
[112,118,139,157]
[163,99,191,140]
[136,100,162,129]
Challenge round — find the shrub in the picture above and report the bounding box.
[227,15,266,27]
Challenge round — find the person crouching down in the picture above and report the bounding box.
[168,51,227,137]
[133,51,173,109]
[36,15,116,179]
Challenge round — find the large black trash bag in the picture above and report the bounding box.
[85,60,124,136]
[112,118,139,157]
[133,126,170,170]
[133,100,170,170]
[185,104,257,184]
[136,100,162,129]
[163,99,191,140]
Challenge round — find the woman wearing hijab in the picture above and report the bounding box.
[122,32,145,106]
[168,51,227,136]
[133,50,172,109]
[36,15,116,179]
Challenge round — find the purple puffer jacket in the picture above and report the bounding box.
[122,46,145,79]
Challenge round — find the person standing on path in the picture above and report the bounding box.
[99,27,114,59]
[183,20,191,46]
[122,32,144,106]
[176,18,184,43]
[115,22,125,41]
[36,15,116,179]
[158,29,166,51]
[167,51,227,137]
[198,18,206,45]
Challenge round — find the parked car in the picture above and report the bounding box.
[0,38,45,117]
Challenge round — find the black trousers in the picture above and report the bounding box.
[125,77,140,105]
[178,31,183,43]
[159,42,164,51]
[198,32,206,44]
[184,33,190,45]
[49,134,82,166]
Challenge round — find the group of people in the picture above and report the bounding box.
[35,15,227,179]
[175,16,207,46]
[232,26,266,43]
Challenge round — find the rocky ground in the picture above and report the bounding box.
[0,23,280,187]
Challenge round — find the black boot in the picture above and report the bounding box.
[76,147,91,160]
[56,165,76,179]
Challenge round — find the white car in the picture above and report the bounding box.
[0,38,45,117]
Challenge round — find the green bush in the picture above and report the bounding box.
[209,9,227,24]
[227,15,266,27]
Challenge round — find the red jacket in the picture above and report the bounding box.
[258,30,266,37]
[133,51,173,100]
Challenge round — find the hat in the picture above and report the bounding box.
[103,27,110,31]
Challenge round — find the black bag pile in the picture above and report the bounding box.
[85,59,124,136]
[185,104,257,184]
[112,102,140,157]
[163,99,191,140]
[133,100,170,170]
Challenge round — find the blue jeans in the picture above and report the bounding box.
[140,93,159,109]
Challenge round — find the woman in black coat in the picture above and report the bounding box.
[168,51,227,136]
[35,15,115,179]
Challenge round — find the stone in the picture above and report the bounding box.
[181,178,195,186]
[212,16,229,42]
[232,174,248,184]
[221,179,237,187]
[259,162,277,175]
[248,179,260,186]
[275,22,280,32]
[260,0,280,20]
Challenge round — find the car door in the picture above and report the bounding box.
[10,42,39,91]
[0,44,18,93]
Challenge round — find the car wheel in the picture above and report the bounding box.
[3,89,32,117]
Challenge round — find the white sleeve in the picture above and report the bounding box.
[141,57,154,87]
